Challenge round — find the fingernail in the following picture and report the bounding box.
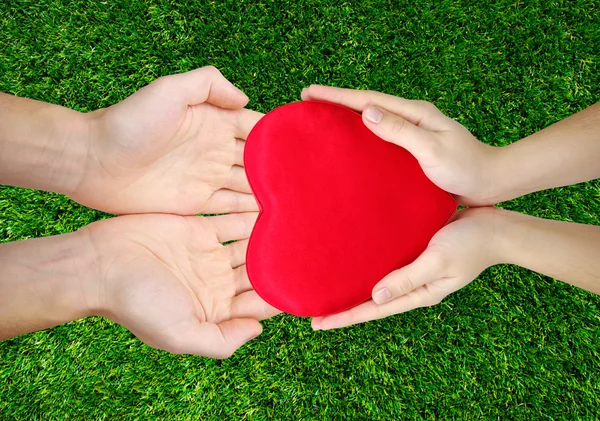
[373,287,392,304]
[365,106,383,124]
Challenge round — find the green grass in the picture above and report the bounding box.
[1,0,599,419]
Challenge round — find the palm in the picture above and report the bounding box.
[77,67,261,215]
[85,213,278,357]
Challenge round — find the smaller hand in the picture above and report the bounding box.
[301,86,499,206]
[311,207,504,330]
[76,66,261,215]
[81,212,280,358]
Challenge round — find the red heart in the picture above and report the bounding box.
[244,100,457,317]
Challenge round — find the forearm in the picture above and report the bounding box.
[0,92,90,195]
[496,209,600,294]
[0,232,97,340]
[490,102,600,203]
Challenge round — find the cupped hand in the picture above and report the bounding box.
[75,66,261,215]
[81,212,280,358]
[311,207,505,330]
[301,86,499,206]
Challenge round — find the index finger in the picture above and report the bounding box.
[301,85,452,131]
[311,286,435,330]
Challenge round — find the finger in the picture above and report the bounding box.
[362,105,437,161]
[163,317,262,359]
[225,240,249,269]
[224,166,252,194]
[234,140,245,166]
[301,85,451,131]
[233,264,252,294]
[158,66,249,109]
[372,247,447,304]
[311,289,432,331]
[209,212,259,243]
[230,290,281,321]
[235,108,264,139]
[203,190,259,213]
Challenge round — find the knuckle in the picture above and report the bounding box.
[389,117,406,135]
[152,75,171,88]
[395,275,415,296]
[202,65,222,78]
[418,100,438,112]
[427,247,450,271]
[428,294,445,306]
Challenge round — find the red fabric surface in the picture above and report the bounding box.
[244,100,457,317]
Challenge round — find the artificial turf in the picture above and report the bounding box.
[1,0,599,419]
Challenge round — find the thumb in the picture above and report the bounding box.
[362,105,436,161]
[372,247,446,304]
[170,318,262,359]
[158,66,249,109]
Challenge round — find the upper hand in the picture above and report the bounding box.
[301,86,500,206]
[311,207,504,330]
[80,212,280,358]
[75,66,261,215]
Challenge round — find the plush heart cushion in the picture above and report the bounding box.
[244,100,457,317]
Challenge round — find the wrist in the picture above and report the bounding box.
[455,206,508,266]
[0,93,92,195]
[67,108,110,209]
[486,143,538,204]
[34,230,99,321]
[481,145,512,205]
[0,231,99,339]
[485,207,528,265]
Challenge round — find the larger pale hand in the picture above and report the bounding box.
[82,212,280,358]
[301,86,499,206]
[311,207,503,330]
[75,66,261,215]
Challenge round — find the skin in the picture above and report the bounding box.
[0,66,260,215]
[0,212,279,358]
[301,86,600,330]
[0,67,279,358]
[2,70,599,347]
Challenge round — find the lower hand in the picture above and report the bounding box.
[80,212,279,358]
[311,207,504,330]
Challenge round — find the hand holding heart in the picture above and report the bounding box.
[311,207,503,330]
[301,86,499,207]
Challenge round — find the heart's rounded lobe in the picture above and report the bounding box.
[245,101,457,317]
